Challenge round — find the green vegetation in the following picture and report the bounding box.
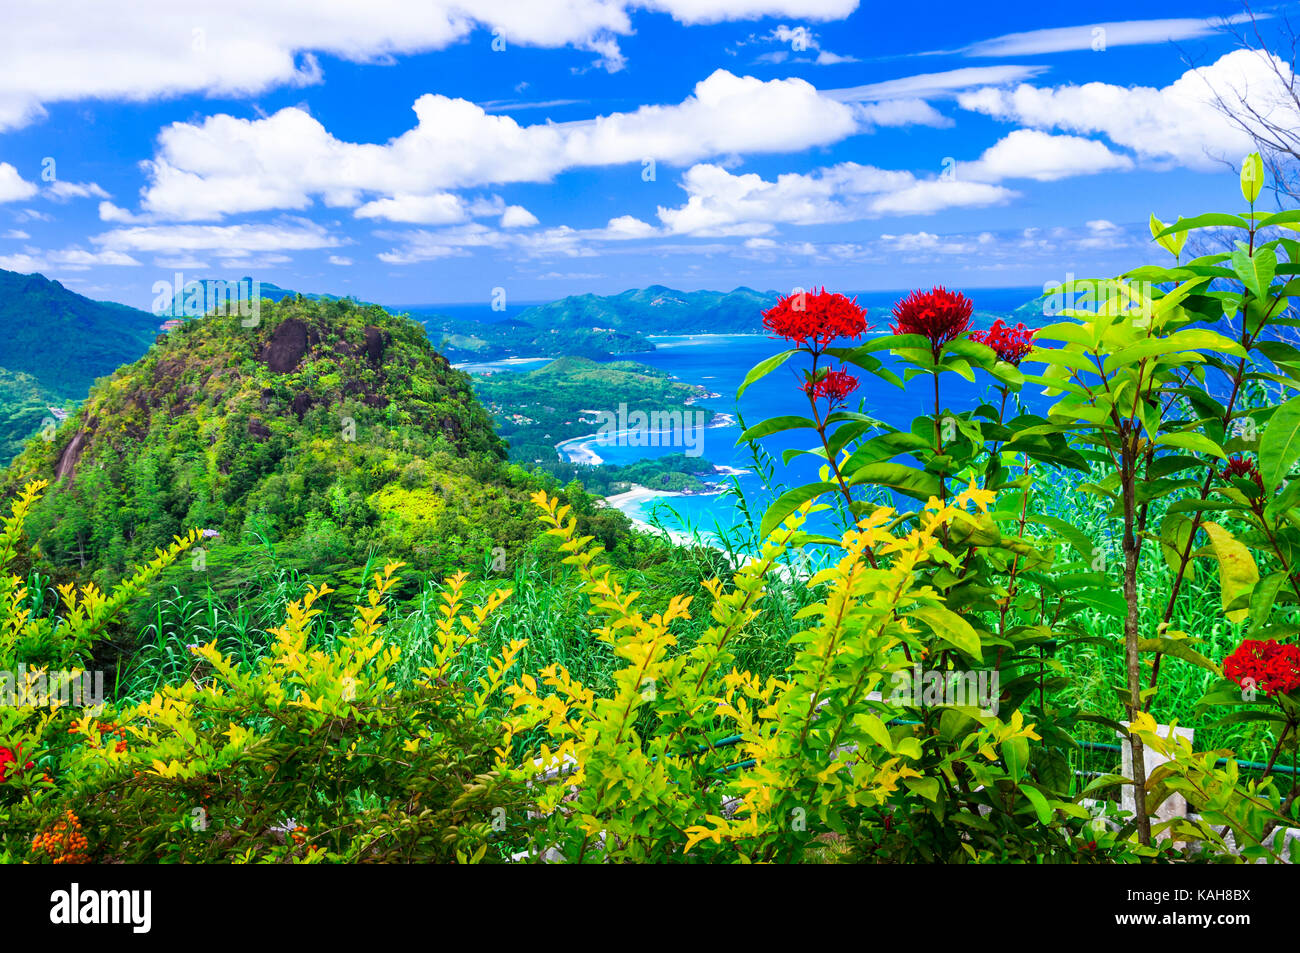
[2,296,629,591]
[0,369,65,466]
[0,267,158,461]
[541,453,727,495]
[3,161,1300,864]
[428,285,778,363]
[515,284,775,334]
[471,354,716,464]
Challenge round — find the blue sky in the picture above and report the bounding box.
[0,0,1290,311]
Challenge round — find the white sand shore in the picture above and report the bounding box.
[599,486,711,548]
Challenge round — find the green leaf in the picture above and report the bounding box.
[1152,212,1250,239]
[1247,571,1288,636]
[908,604,982,661]
[736,415,817,444]
[1159,513,1195,577]
[1260,394,1300,490]
[1002,736,1029,782]
[1019,784,1053,825]
[737,349,797,398]
[1241,152,1265,204]
[1200,522,1260,624]
[840,431,930,471]
[1028,514,1095,562]
[904,777,940,802]
[759,482,836,540]
[1149,214,1187,258]
[845,462,942,501]
[858,713,894,752]
[1137,637,1220,675]
[1231,244,1277,301]
[1154,432,1226,459]
[1257,209,1300,230]
[843,334,932,357]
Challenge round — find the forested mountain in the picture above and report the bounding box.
[3,297,625,586]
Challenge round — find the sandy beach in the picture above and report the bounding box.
[599,485,714,548]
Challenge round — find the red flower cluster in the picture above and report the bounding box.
[802,368,859,405]
[0,744,34,783]
[1223,455,1264,490]
[763,287,870,351]
[1224,639,1300,698]
[890,286,973,351]
[971,319,1035,365]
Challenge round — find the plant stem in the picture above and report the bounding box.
[1120,434,1153,847]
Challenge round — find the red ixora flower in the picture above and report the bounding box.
[1223,455,1264,489]
[762,287,870,352]
[971,319,1035,365]
[890,286,973,352]
[0,744,34,783]
[802,368,859,406]
[1224,639,1300,698]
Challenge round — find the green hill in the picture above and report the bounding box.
[0,268,156,395]
[3,296,625,587]
[515,285,778,335]
[0,268,159,461]
[471,354,712,465]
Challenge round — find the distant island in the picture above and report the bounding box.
[469,355,737,494]
[428,285,780,363]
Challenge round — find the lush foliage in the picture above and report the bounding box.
[730,153,1300,858]
[5,158,1300,864]
[3,296,628,589]
[471,355,714,465]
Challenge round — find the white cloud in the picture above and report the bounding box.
[133,70,861,221]
[99,202,151,223]
[656,161,1016,235]
[153,257,212,269]
[2,229,30,239]
[0,0,860,130]
[829,66,1050,103]
[851,99,951,128]
[959,129,1133,182]
[958,49,1295,170]
[815,50,857,65]
[878,231,980,254]
[329,255,354,266]
[0,164,38,203]
[94,219,342,258]
[500,205,540,228]
[650,0,857,26]
[355,193,472,224]
[956,15,1256,57]
[377,214,657,263]
[46,180,111,201]
[0,246,141,272]
[0,253,43,273]
[750,24,858,65]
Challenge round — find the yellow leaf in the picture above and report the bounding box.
[1200,522,1259,623]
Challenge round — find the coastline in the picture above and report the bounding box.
[599,485,714,548]
[554,410,737,465]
